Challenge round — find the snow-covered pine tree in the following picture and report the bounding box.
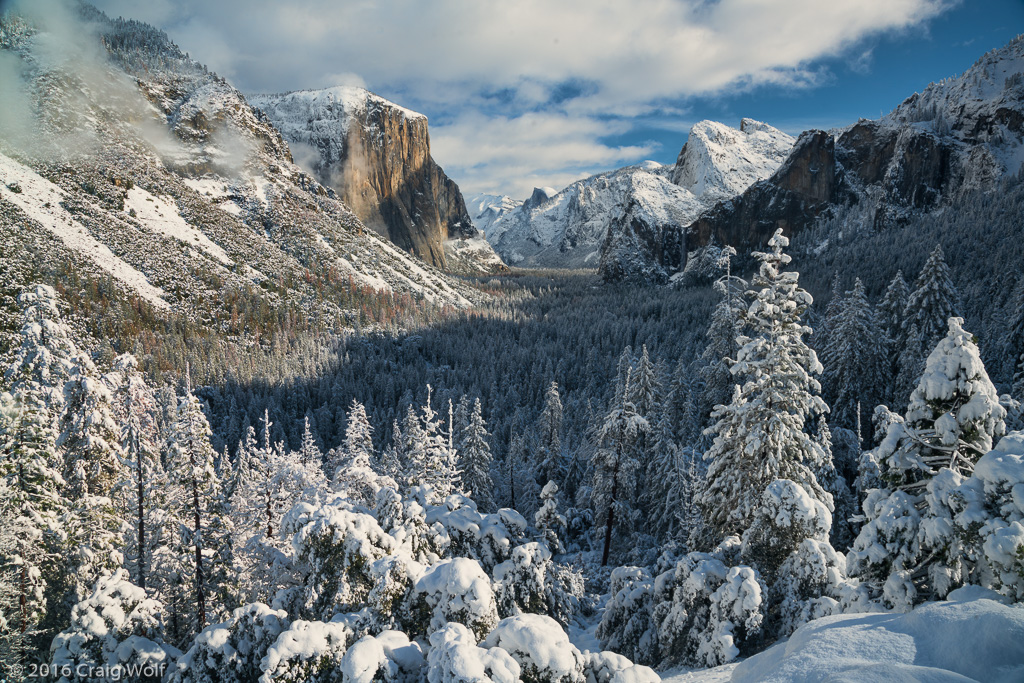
[397,404,427,489]
[58,352,126,498]
[298,415,321,468]
[113,354,163,592]
[896,322,928,408]
[593,369,648,566]
[458,397,496,512]
[0,392,64,675]
[848,317,1007,606]
[820,279,889,433]
[378,423,402,481]
[534,481,567,554]
[904,245,961,348]
[815,273,845,358]
[333,399,381,506]
[628,346,659,421]
[0,477,28,680]
[877,271,910,347]
[536,381,564,488]
[163,369,225,638]
[881,317,1005,490]
[699,229,832,539]
[642,395,683,542]
[612,347,634,405]
[421,386,459,501]
[4,284,77,430]
[697,275,746,431]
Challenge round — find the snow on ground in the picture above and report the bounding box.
[181,177,244,216]
[661,663,740,683]
[0,152,169,309]
[730,594,1024,683]
[125,186,232,265]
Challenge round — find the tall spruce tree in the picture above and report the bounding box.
[536,381,564,488]
[904,245,961,347]
[820,279,889,432]
[592,369,648,566]
[699,229,832,538]
[164,370,224,638]
[458,398,495,512]
[849,318,1006,605]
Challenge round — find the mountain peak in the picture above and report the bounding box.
[670,119,795,201]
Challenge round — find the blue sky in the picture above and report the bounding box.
[88,0,1024,198]
[608,0,1024,162]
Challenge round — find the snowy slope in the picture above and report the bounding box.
[484,120,793,271]
[732,593,1024,683]
[0,152,170,310]
[0,6,483,343]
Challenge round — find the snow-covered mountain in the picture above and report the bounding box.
[481,120,794,277]
[466,193,522,237]
[250,87,505,275]
[0,6,484,355]
[671,119,796,201]
[679,35,1024,279]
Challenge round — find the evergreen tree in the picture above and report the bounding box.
[164,371,224,638]
[536,381,564,488]
[820,279,889,432]
[340,400,373,470]
[397,404,427,489]
[904,245,961,348]
[698,278,745,429]
[881,318,1005,490]
[699,229,832,538]
[849,318,1006,605]
[535,481,567,554]
[4,284,77,429]
[458,398,495,512]
[334,400,381,506]
[643,395,682,541]
[628,346,659,421]
[298,415,322,469]
[58,353,126,498]
[420,386,459,501]
[0,389,65,663]
[0,477,28,680]
[877,271,910,346]
[113,354,163,593]
[592,370,648,566]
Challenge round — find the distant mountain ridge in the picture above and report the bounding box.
[478,119,794,276]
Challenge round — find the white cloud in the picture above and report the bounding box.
[89,0,952,196]
[431,111,657,197]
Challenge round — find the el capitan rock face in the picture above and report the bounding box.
[250,87,477,271]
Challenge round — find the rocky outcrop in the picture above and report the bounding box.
[686,130,847,254]
[250,87,477,270]
[675,36,1024,271]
